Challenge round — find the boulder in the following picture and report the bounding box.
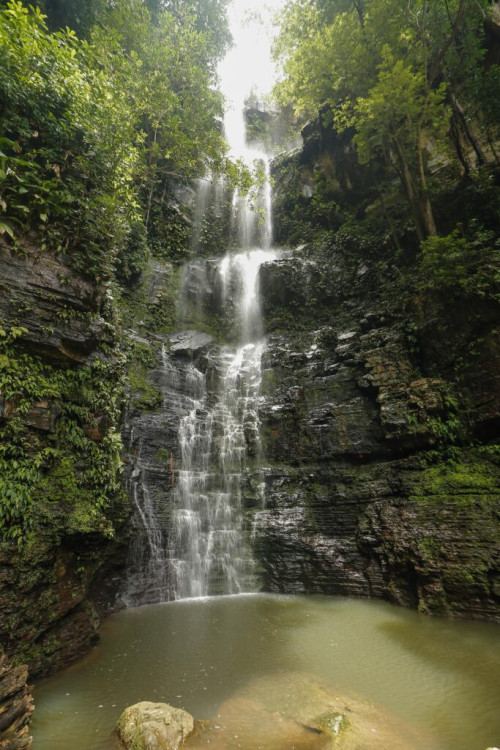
[169,331,214,358]
[117,702,194,750]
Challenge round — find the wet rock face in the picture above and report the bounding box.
[169,331,215,358]
[0,241,112,363]
[411,290,500,440]
[270,115,384,245]
[0,652,34,749]
[0,239,130,677]
[121,337,206,604]
[0,542,120,678]
[259,329,386,462]
[250,253,500,620]
[121,248,500,619]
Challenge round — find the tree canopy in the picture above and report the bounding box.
[0,0,230,277]
[274,0,500,240]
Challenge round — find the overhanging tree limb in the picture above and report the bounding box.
[428,0,467,85]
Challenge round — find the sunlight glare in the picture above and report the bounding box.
[218,0,286,155]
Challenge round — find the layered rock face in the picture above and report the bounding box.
[121,328,217,604]
[0,239,111,363]
[247,240,500,620]
[0,239,130,678]
[0,652,33,749]
[123,242,499,620]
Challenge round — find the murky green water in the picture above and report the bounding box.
[32,595,499,750]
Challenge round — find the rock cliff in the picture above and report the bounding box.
[251,247,500,618]
[0,651,33,749]
[0,238,130,679]
[248,130,500,619]
[122,233,499,619]
[2,134,498,743]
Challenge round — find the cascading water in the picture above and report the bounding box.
[123,345,210,605]
[170,247,275,598]
[123,1,283,604]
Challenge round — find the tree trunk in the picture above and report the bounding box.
[428,0,467,85]
[145,126,159,231]
[450,90,487,167]
[449,108,471,175]
[486,130,500,167]
[416,124,437,237]
[352,0,365,28]
[391,135,429,242]
[376,185,401,251]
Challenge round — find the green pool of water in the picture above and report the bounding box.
[31,595,500,749]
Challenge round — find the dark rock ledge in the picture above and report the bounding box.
[0,652,33,750]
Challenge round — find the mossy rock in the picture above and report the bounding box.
[117,701,195,750]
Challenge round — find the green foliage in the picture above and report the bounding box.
[33,457,114,537]
[0,0,232,279]
[148,203,191,262]
[13,0,107,37]
[116,221,150,285]
[127,341,162,412]
[418,228,500,297]
[410,456,499,505]
[274,0,497,240]
[346,47,448,169]
[195,199,233,258]
[118,259,182,336]
[404,386,463,456]
[0,326,125,543]
[0,1,141,276]
[144,0,231,62]
[477,442,500,458]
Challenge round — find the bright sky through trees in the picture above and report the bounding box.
[218,0,285,155]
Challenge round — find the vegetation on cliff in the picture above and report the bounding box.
[274,0,500,245]
[0,0,232,542]
[254,0,500,617]
[0,0,230,277]
[0,0,498,698]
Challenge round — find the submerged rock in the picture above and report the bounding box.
[184,672,430,749]
[117,701,195,750]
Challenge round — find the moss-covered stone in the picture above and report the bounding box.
[118,260,183,337]
[128,349,163,413]
[410,458,499,505]
[117,701,195,750]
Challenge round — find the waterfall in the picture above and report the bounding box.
[169,249,275,598]
[123,0,282,604]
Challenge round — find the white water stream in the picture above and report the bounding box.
[170,187,277,597]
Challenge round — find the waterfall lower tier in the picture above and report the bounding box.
[123,251,276,605]
[171,341,265,598]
